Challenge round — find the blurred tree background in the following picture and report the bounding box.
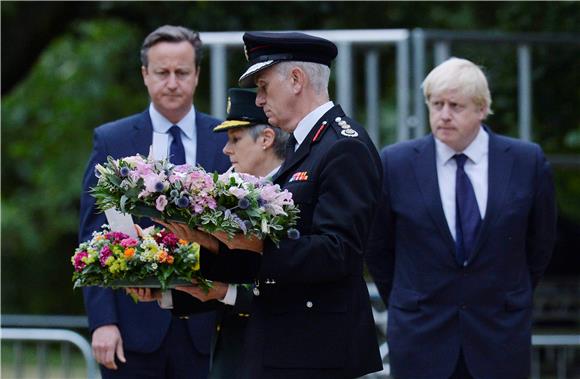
[2,1,579,315]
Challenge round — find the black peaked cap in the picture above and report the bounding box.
[213,88,269,132]
[239,31,338,88]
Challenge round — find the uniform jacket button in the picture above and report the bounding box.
[306,301,313,308]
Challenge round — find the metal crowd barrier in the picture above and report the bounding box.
[2,287,579,379]
[1,327,98,379]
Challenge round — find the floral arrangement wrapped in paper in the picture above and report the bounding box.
[71,225,209,291]
[91,155,300,245]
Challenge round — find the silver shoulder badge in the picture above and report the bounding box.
[341,128,359,137]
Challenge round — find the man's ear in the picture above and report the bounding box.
[141,66,149,86]
[289,67,305,94]
[261,127,276,149]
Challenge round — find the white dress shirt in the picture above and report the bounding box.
[149,103,197,165]
[435,126,489,241]
[292,101,334,151]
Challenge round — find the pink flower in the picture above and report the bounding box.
[229,187,249,199]
[156,195,168,211]
[99,245,113,267]
[73,251,88,272]
[120,237,138,248]
[105,231,130,243]
[161,233,179,248]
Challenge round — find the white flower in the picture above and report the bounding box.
[261,219,269,234]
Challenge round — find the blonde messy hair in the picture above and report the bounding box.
[422,57,493,118]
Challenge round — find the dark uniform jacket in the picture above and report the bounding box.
[177,104,384,379]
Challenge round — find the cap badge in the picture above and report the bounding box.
[226,96,231,114]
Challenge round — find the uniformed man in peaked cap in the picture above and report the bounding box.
[200,31,384,379]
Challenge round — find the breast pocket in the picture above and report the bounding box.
[285,181,315,204]
[285,182,316,230]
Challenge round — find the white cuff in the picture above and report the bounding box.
[157,290,173,309]
[218,285,237,306]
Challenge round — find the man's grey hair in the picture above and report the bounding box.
[247,124,289,159]
[140,25,203,68]
[275,61,330,96]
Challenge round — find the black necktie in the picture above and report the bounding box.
[454,154,481,266]
[274,134,297,180]
[169,125,186,165]
[281,134,297,166]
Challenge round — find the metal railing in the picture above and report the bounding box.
[200,29,411,147]
[1,327,98,379]
[199,29,580,170]
[2,285,579,379]
[410,29,580,142]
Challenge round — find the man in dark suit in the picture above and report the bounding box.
[365,57,557,379]
[180,31,384,379]
[79,25,229,378]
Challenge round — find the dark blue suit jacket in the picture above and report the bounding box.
[79,109,229,355]
[366,129,557,379]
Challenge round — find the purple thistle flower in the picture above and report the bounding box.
[238,197,250,210]
[170,189,179,198]
[177,196,190,208]
[120,167,130,177]
[154,182,165,192]
[257,196,265,207]
[287,228,300,240]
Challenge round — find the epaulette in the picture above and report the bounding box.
[330,116,359,138]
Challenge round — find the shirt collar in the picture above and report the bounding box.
[149,103,196,139]
[266,165,281,179]
[435,125,488,166]
[293,101,334,147]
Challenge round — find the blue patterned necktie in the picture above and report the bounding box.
[454,154,481,266]
[169,125,186,165]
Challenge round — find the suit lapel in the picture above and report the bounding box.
[132,110,154,155]
[195,112,215,169]
[471,130,513,260]
[412,136,456,256]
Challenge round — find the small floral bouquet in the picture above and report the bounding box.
[91,155,300,245]
[205,171,300,245]
[71,225,210,291]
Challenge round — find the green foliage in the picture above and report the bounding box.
[1,19,144,313]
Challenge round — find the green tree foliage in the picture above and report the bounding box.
[1,20,144,313]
